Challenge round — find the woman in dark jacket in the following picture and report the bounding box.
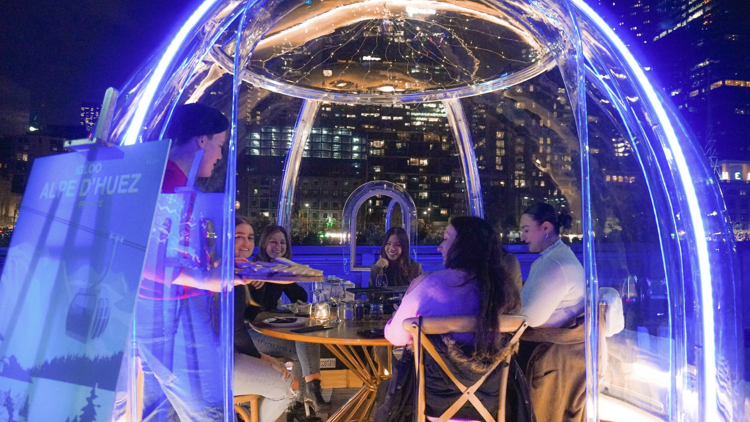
[245,225,331,412]
[234,217,296,422]
[369,227,422,287]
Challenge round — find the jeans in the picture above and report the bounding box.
[135,291,223,422]
[248,329,321,376]
[234,352,295,422]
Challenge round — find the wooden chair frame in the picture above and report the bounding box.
[234,394,261,422]
[403,315,528,422]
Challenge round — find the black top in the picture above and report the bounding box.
[245,282,309,323]
[370,259,423,287]
[235,286,262,358]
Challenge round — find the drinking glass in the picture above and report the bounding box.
[312,281,326,303]
[375,274,388,288]
[370,303,384,320]
[330,283,345,305]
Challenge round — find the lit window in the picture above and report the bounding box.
[373,166,382,173]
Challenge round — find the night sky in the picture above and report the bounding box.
[0,0,196,126]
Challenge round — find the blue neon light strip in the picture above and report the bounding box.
[122,0,223,146]
[572,0,716,419]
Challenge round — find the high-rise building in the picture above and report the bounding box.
[595,0,750,161]
[718,160,750,239]
[237,98,462,237]
[0,133,65,227]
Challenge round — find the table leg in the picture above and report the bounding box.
[324,344,392,422]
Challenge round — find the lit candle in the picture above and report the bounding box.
[314,302,330,323]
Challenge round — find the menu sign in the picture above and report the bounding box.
[0,141,169,422]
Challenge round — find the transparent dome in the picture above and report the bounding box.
[105,0,745,421]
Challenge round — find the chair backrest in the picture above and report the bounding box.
[402,315,528,422]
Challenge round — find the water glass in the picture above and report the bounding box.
[370,303,384,320]
[375,274,388,288]
[330,283,345,305]
[312,281,326,303]
[353,302,366,321]
[339,302,354,321]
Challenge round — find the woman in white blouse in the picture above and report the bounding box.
[519,203,584,327]
[518,203,587,422]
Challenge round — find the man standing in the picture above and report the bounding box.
[135,103,229,421]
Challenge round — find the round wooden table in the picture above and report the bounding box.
[250,318,393,422]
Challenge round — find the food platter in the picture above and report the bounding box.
[235,272,326,283]
[235,258,325,283]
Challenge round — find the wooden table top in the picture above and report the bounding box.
[250,317,392,346]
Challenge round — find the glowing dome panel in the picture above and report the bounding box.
[246,0,547,95]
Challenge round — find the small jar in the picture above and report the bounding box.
[370,303,384,321]
[354,302,366,321]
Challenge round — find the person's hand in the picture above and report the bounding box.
[235,257,249,264]
[261,354,291,381]
[248,280,265,289]
[374,257,389,269]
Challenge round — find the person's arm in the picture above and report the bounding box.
[370,258,388,284]
[384,275,430,346]
[282,282,309,304]
[405,271,429,294]
[520,260,572,327]
[504,252,523,293]
[235,286,262,358]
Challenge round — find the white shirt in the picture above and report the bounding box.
[521,239,584,327]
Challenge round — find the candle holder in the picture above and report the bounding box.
[313,302,330,324]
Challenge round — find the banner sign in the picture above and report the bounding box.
[0,141,170,422]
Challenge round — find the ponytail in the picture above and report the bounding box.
[523,203,571,235]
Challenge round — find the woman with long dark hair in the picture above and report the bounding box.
[370,227,422,287]
[386,216,519,354]
[383,217,523,420]
[233,217,296,422]
[245,225,331,412]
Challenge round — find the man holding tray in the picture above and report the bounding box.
[134,103,229,422]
